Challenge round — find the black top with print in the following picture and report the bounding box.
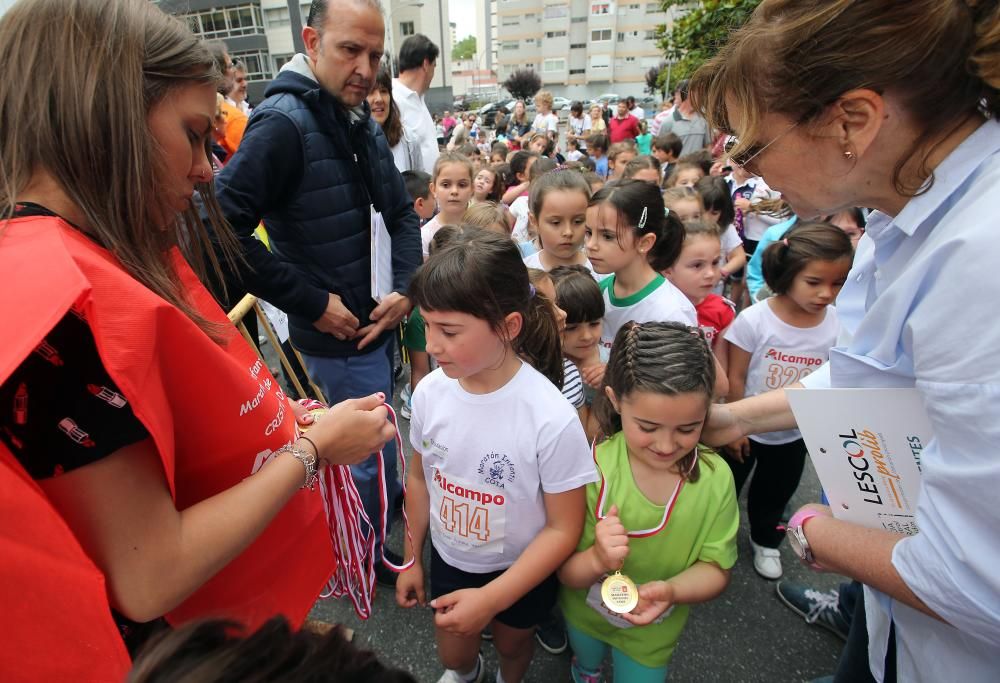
[0,310,151,479]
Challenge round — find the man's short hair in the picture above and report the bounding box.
[398,34,440,73]
[401,170,432,201]
[306,0,382,31]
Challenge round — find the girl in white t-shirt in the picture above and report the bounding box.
[723,222,853,581]
[522,167,594,273]
[584,179,697,353]
[398,229,595,683]
[421,152,475,258]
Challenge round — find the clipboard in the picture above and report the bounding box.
[787,388,930,535]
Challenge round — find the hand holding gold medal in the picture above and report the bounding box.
[593,505,639,614]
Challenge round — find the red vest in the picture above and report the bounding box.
[0,217,334,681]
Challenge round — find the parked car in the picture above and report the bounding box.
[596,93,620,107]
[551,96,571,110]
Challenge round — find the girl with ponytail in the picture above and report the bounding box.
[397,228,594,683]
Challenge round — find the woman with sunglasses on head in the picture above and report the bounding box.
[0,0,395,678]
[693,1,1000,681]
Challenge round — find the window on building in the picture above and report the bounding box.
[571,16,587,23]
[590,54,610,69]
[401,21,415,36]
[543,58,566,72]
[569,68,586,75]
[545,30,567,38]
[231,49,272,81]
[628,3,640,8]
[645,29,658,39]
[591,29,612,42]
[182,4,264,40]
[502,41,519,50]
[525,38,536,44]
[525,13,537,20]
[543,5,569,19]
[264,7,290,28]
[591,3,611,15]
[570,42,586,49]
[624,56,636,63]
[273,53,293,72]
[646,2,661,12]
[502,16,519,26]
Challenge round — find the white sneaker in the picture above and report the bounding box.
[437,653,485,683]
[751,541,783,580]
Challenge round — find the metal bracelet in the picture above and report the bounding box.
[276,443,318,489]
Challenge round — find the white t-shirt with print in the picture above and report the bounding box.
[724,299,840,444]
[420,215,442,258]
[532,112,559,136]
[510,195,531,242]
[599,274,697,350]
[410,362,596,573]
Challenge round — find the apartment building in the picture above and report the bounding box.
[495,0,678,101]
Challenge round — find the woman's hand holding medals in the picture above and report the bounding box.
[292,393,396,466]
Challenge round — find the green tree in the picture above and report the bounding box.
[452,35,476,61]
[657,0,761,86]
[503,68,542,101]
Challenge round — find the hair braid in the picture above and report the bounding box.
[593,322,717,481]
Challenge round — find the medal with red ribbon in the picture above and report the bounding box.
[300,399,414,620]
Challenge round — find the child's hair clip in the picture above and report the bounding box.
[637,206,648,231]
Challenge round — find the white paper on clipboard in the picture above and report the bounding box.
[786,388,931,535]
[370,206,394,303]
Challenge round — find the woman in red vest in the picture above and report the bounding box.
[0,0,395,679]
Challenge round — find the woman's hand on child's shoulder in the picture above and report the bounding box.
[396,563,426,609]
[594,504,630,573]
[430,588,497,637]
[623,580,675,626]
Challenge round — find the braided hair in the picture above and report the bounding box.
[593,321,717,481]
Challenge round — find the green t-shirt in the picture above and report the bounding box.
[635,133,652,156]
[402,306,426,352]
[558,431,739,667]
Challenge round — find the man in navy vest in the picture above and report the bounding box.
[211,0,421,585]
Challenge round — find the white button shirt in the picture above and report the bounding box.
[392,77,439,175]
[802,119,1000,681]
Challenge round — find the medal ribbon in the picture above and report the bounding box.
[592,438,686,538]
[301,400,414,620]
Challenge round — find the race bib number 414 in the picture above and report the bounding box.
[429,469,506,554]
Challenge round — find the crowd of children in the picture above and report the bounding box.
[383,105,872,682]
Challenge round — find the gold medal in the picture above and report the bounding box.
[297,408,328,433]
[600,571,639,614]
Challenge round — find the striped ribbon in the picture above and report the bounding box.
[299,399,414,620]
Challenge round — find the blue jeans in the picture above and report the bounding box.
[301,339,400,559]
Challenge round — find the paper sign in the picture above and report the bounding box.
[370,206,393,303]
[257,300,289,344]
[787,388,931,535]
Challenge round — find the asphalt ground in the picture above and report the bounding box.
[305,372,847,683]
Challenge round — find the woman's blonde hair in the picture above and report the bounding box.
[690,0,1000,196]
[0,0,240,334]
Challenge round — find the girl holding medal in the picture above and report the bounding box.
[396,229,595,683]
[557,322,739,682]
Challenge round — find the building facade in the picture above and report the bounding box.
[156,0,453,109]
[495,0,679,102]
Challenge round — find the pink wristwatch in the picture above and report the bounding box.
[786,509,825,571]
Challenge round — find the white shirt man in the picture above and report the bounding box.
[392,34,441,174]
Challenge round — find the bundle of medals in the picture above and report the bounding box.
[298,399,414,619]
